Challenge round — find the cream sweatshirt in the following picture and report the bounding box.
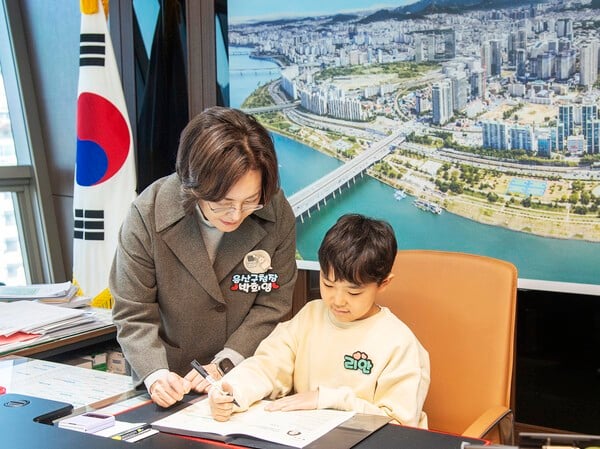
[223,299,430,428]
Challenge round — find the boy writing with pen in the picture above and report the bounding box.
[208,214,430,427]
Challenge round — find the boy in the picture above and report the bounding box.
[209,214,430,427]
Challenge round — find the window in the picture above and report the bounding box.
[0,64,16,165]
[5,236,18,252]
[0,1,63,285]
[3,208,14,226]
[6,262,21,280]
[0,65,26,285]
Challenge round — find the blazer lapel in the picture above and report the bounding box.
[161,215,225,303]
[214,216,267,282]
[156,175,225,303]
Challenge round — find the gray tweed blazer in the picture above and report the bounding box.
[109,173,297,385]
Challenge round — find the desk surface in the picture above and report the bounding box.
[0,393,484,449]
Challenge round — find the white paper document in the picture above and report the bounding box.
[0,301,86,336]
[0,282,74,299]
[152,398,354,448]
[0,357,136,410]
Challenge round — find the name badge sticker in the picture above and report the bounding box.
[243,250,272,274]
[230,273,280,293]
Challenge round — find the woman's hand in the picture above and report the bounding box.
[208,381,236,422]
[264,391,318,412]
[149,371,191,407]
[184,363,222,393]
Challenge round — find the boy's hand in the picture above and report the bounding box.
[208,381,235,421]
[264,391,318,412]
[149,371,191,408]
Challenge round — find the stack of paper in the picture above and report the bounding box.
[0,301,94,350]
[36,283,79,303]
[0,282,90,308]
[0,281,74,300]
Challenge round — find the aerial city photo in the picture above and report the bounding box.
[226,0,600,285]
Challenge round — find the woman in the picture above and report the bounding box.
[110,107,297,407]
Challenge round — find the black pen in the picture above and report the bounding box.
[190,359,240,406]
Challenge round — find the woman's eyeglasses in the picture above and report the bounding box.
[206,202,264,215]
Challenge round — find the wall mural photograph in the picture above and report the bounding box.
[226,0,600,288]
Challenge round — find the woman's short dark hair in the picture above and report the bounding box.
[318,214,397,286]
[176,106,280,214]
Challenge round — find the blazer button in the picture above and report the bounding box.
[215,304,226,313]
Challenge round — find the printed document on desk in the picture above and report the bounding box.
[152,398,356,448]
[0,357,137,411]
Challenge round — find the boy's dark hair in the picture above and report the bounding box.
[176,106,280,215]
[318,214,397,286]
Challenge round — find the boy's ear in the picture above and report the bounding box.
[377,273,394,292]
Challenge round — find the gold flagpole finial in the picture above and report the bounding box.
[80,0,109,18]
